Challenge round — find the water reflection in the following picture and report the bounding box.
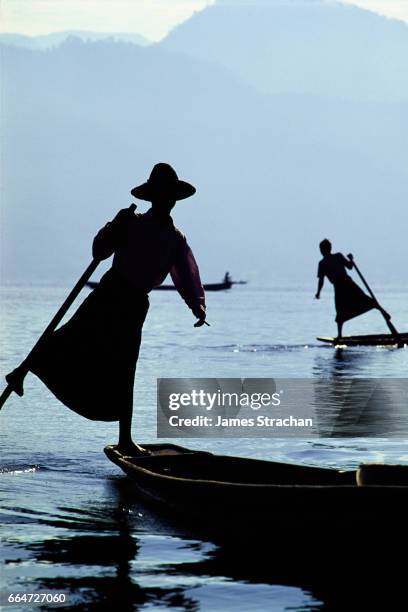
[15,479,201,611]
[29,535,145,612]
[312,351,408,437]
[2,475,320,611]
[313,348,371,378]
[101,477,404,611]
[4,466,406,611]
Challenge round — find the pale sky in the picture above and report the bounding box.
[0,0,407,41]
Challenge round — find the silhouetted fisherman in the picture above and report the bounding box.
[315,239,385,338]
[28,163,207,455]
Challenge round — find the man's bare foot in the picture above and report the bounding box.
[117,441,152,457]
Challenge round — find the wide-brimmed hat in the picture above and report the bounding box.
[131,163,196,202]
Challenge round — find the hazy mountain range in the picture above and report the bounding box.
[0,31,150,49]
[1,0,407,286]
[162,0,408,102]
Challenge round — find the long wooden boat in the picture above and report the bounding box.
[104,444,408,533]
[86,279,242,291]
[154,280,232,291]
[317,332,408,347]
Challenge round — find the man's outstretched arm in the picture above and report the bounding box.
[170,237,206,326]
[315,277,324,299]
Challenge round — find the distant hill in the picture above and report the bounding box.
[161,0,408,102]
[1,38,407,285]
[0,30,150,49]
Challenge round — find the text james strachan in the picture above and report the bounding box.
[167,415,313,428]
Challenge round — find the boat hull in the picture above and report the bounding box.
[87,281,232,291]
[104,444,408,535]
[317,332,408,347]
[154,281,232,291]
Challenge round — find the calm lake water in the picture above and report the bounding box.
[1,284,407,611]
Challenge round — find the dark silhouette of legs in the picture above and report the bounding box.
[118,396,150,456]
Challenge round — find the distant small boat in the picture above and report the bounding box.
[155,279,232,291]
[317,333,408,347]
[104,444,408,533]
[87,273,247,292]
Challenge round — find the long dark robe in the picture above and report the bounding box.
[318,253,375,324]
[30,270,149,421]
[333,276,375,323]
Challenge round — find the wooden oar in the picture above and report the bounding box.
[347,254,402,347]
[0,204,136,410]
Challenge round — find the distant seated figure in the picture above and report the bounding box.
[224,271,231,284]
[315,239,376,338]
